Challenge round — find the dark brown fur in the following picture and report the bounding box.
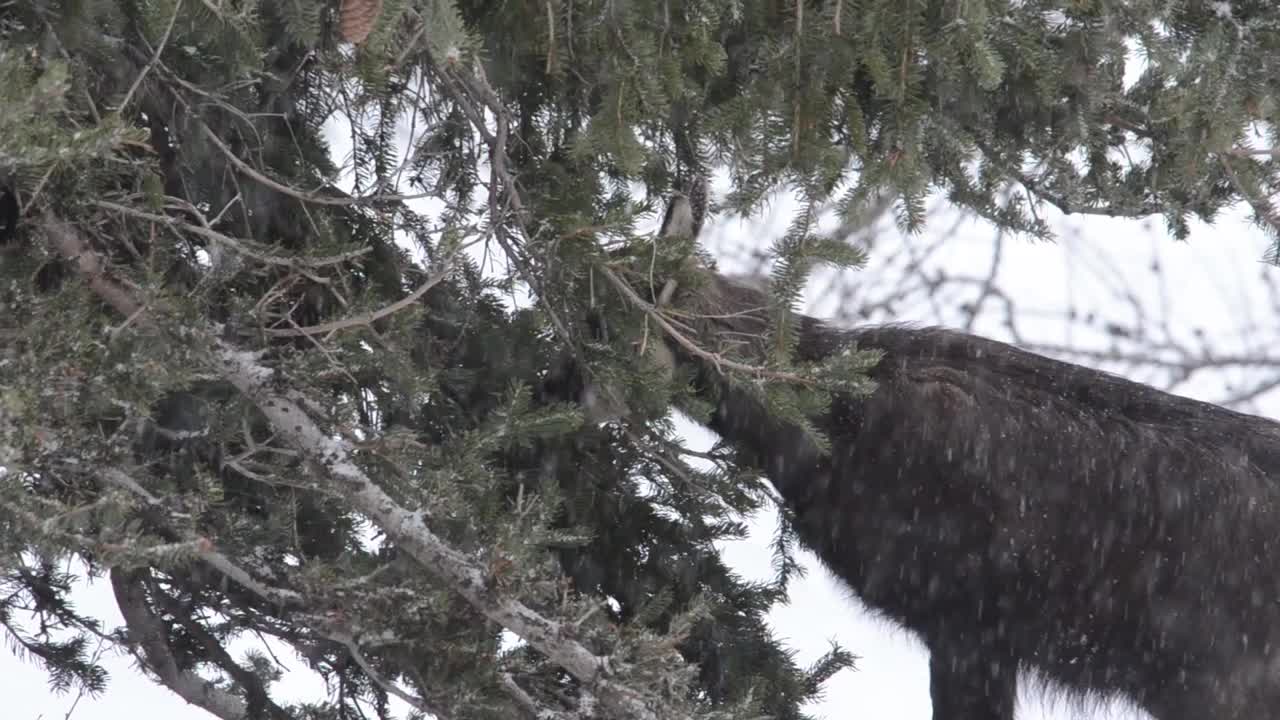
[666,272,1280,720]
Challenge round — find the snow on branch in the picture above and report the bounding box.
[211,345,665,719]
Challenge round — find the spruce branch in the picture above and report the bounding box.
[417,38,598,396]
[195,121,435,207]
[974,138,1162,219]
[328,631,449,719]
[62,461,489,720]
[149,584,295,720]
[36,462,307,614]
[110,567,251,720]
[501,672,565,720]
[1218,154,1280,238]
[196,546,305,609]
[1229,146,1280,159]
[39,213,687,720]
[117,0,182,111]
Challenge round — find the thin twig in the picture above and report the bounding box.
[93,200,372,268]
[260,241,475,338]
[330,632,449,718]
[198,123,435,206]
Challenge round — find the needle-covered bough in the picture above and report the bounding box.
[576,195,1280,720]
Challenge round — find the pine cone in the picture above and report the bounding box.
[339,0,383,44]
[687,173,709,240]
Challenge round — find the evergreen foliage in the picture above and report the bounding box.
[1,1,1279,718]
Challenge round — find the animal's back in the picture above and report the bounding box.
[709,321,1280,719]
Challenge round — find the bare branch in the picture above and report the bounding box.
[1228,145,1280,159]
[501,672,582,720]
[196,123,434,207]
[43,215,145,318]
[93,200,374,269]
[261,242,472,338]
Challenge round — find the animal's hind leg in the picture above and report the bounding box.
[927,636,1017,720]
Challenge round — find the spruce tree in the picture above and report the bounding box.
[1,1,1279,719]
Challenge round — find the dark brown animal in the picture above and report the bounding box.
[609,200,1280,720]
[0,183,19,247]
